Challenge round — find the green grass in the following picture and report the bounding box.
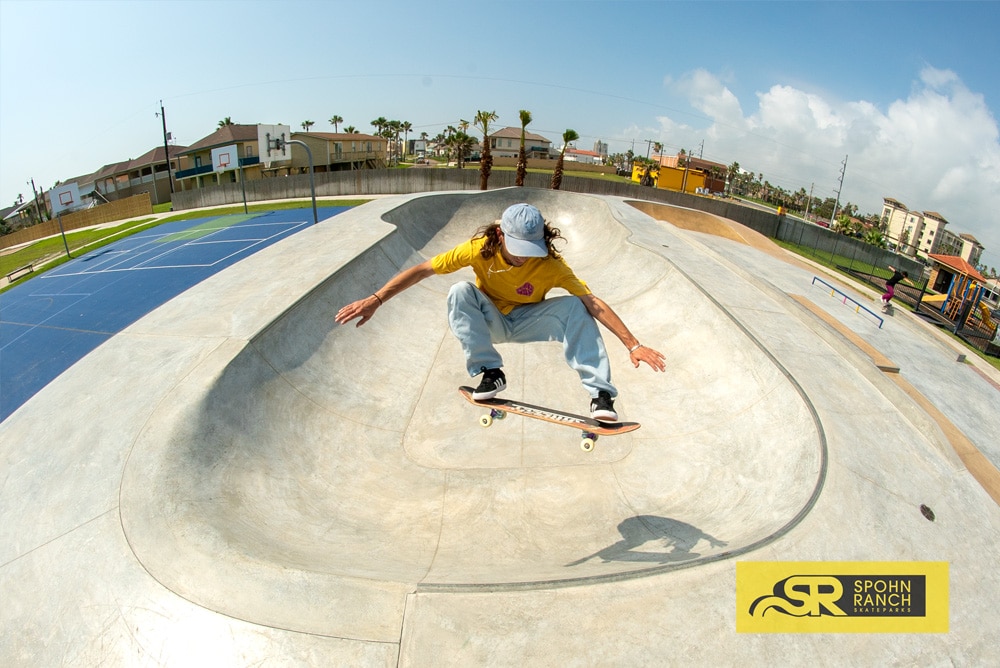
[1,217,157,275]
[772,239,922,290]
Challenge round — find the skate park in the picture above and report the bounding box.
[2,188,999,665]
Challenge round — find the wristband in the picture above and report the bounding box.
[628,344,642,354]
[372,293,383,305]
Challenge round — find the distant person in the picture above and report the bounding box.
[882,265,909,311]
[335,202,666,421]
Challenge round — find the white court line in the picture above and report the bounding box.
[49,221,309,277]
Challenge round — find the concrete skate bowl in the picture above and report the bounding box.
[120,189,826,637]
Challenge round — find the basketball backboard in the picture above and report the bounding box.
[50,182,81,215]
[257,124,291,166]
[211,144,239,172]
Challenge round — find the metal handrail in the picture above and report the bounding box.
[811,276,885,329]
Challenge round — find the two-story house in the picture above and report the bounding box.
[487,127,553,159]
[174,124,262,191]
[287,132,387,173]
[90,145,188,205]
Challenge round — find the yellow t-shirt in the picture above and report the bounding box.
[431,237,590,314]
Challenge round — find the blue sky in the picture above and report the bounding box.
[3,0,999,268]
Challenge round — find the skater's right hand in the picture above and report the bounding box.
[335,294,381,327]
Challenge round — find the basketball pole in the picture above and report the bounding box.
[239,163,248,215]
[283,139,318,225]
[56,213,71,259]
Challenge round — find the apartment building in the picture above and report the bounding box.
[881,197,986,266]
[881,198,948,259]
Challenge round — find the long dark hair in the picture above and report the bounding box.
[473,221,565,259]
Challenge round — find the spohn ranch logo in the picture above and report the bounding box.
[736,562,948,633]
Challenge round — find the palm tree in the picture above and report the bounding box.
[516,109,532,187]
[401,121,412,158]
[217,117,234,129]
[550,129,579,190]
[370,117,388,136]
[385,120,402,163]
[301,120,314,131]
[344,125,357,133]
[445,131,476,169]
[473,110,498,190]
[727,161,740,195]
[328,115,343,132]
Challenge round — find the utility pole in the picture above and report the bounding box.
[644,139,654,161]
[804,182,814,219]
[697,139,704,159]
[28,178,44,222]
[156,100,175,197]
[830,154,848,226]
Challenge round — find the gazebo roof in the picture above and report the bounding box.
[927,254,988,282]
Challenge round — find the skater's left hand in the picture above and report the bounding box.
[629,344,666,372]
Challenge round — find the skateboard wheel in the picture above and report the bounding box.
[581,437,596,452]
[480,414,493,428]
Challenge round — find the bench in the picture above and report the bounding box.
[5,263,34,282]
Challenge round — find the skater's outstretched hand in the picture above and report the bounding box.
[629,344,666,372]
[335,295,381,327]
[334,261,436,328]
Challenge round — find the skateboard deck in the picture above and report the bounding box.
[458,386,640,452]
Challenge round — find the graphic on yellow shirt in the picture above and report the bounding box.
[431,237,590,314]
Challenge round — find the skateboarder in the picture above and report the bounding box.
[335,202,666,421]
[881,265,909,312]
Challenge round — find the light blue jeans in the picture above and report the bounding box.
[447,282,616,398]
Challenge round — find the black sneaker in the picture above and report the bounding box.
[590,391,618,422]
[472,366,506,400]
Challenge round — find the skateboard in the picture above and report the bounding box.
[881,301,893,315]
[458,386,640,452]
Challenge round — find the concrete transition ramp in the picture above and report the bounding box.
[120,189,825,639]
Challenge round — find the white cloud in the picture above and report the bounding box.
[673,69,745,128]
[657,67,1000,269]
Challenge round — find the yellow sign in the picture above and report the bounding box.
[736,562,949,633]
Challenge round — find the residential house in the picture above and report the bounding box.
[487,127,553,159]
[287,132,387,173]
[564,148,603,165]
[89,145,188,205]
[174,124,261,192]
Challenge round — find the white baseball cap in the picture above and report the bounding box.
[500,203,548,257]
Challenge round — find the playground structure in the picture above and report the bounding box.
[919,255,999,353]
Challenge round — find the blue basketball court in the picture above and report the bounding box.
[0,206,349,421]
